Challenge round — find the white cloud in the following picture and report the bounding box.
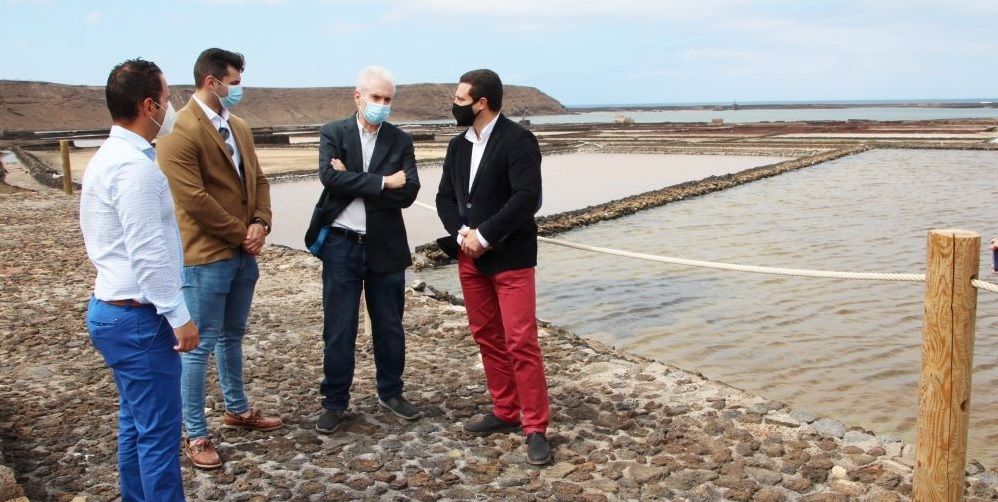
[86,11,101,24]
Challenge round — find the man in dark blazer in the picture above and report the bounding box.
[304,66,420,434]
[435,69,552,465]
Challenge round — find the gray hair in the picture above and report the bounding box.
[356,66,395,94]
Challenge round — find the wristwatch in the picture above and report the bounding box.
[251,217,271,235]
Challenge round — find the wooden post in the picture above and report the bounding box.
[914,229,979,501]
[59,140,72,194]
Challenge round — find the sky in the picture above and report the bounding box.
[2,0,996,105]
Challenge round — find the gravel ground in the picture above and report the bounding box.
[1,191,995,501]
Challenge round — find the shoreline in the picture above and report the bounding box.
[567,102,998,113]
[4,117,996,191]
[1,191,996,501]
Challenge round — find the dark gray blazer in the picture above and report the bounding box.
[304,115,420,273]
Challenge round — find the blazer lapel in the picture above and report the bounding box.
[368,129,395,174]
[469,115,506,197]
[230,121,252,193]
[457,138,473,198]
[189,99,238,173]
[343,117,364,173]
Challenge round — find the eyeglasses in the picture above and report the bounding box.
[219,127,234,156]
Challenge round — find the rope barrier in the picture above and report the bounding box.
[411,201,998,293]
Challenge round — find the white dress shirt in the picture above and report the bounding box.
[80,125,190,328]
[457,113,501,247]
[193,95,242,179]
[332,116,382,233]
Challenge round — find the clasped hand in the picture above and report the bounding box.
[242,223,266,255]
[460,227,488,258]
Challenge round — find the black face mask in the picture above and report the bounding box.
[452,102,478,127]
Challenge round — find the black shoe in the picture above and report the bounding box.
[463,413,522,436]
[526,432,552,465]
[315,409,343,434]
[378,396,421,421]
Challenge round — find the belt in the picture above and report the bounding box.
[103,299,147,307]
[329,226,367,244]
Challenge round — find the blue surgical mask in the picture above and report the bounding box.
[213,79,243,109]
[362,100,391,125]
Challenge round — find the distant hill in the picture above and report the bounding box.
[0,80,566,132]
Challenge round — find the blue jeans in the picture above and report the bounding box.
[320,232,406,411]
[87,297,185,502]
[180,251,258,439]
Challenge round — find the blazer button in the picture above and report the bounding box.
[465,202,472,209]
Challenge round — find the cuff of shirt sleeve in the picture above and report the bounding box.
[380,176,385,190]
[477,231,490,248]
[163,302,192,329]
[457,225,469,245]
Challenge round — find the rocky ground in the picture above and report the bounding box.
[1,191,996,501]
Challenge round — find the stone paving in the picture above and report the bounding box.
[1,191,996,501]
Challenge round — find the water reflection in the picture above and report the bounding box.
[417,148,998,465]
[267,153,788,250]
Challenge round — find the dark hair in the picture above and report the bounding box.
[193,48,245,89]
[459,69,503,111]
[105,59,164,122]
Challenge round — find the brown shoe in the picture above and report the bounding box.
[222,406,283,432]
[184,437,222,470]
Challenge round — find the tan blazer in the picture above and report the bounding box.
[157,98,271,266]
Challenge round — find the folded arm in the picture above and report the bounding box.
[369,139,420,209]
[318,126,382,198]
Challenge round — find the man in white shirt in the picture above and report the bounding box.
[434,69,551,465]
[80,58,198,501]
[304,67,421,434]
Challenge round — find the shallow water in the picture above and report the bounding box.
[267,153,788,251]
[406,107,998,125]
[417,149,998,465]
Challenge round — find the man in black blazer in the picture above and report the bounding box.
[304,66,420,434]
[435,69,552,465]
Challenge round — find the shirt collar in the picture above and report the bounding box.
[192,95,229,124]
[109,125,155,159]
[356,114,381,139]
[464,113,500,145]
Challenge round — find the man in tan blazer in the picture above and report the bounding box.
[157,48,282,470]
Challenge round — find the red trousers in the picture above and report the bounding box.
[458,254,550,434]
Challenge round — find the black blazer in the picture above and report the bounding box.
[435,114,542,276]
[304,115,420,273]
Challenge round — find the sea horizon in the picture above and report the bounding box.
[567,97,998,109]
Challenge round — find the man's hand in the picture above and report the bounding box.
[173,320,199,352]
[990,237,998,250]
[242,223,267,255]
[461,228,488,258]
[384,170,406,189]
[330,158,347,172]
